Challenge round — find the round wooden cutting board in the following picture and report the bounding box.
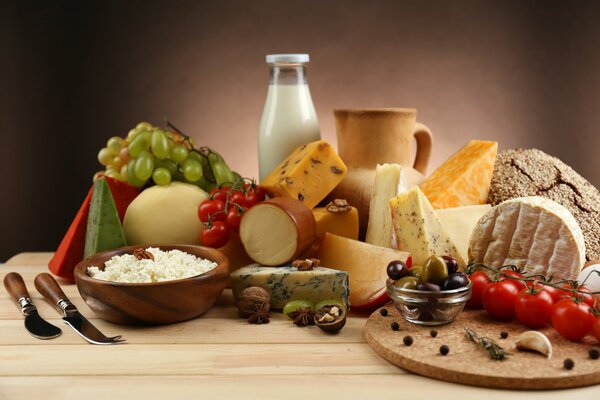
[364,305,600,389]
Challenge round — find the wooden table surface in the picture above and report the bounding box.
[1,253,599,400]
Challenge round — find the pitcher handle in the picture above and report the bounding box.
[412,122,433,174]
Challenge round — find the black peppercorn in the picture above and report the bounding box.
[500,331,509,339]
[590,348,600,360]
[564,358,575,370]
[391,322,400,331]
[439,345,449,356]
[430,330,438,338]
[403,335,414,346]
[379,308,388,317]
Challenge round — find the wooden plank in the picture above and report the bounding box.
[0,375,597,400]
[4,252,53,266]
[0,316,368,345]
[0,343,399,376]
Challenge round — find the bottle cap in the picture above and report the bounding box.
[266,54,309,63]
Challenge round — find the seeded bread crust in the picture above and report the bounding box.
[488,148,600,261]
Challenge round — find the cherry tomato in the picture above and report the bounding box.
[244,184,266,203]
[515,289,554,328]
[209,188,229,203]
[229,191,246,208]
[558,283,595,307]
[201,221,230,248]
[225,206,244,233]
[552,298,594,341]
[593,316,600,343]
[540,284,560,303]
[198,199,226,223]
[500,270,526,291]
[482,280,520,320]
[244,190,260,208]
[465,271,491,309]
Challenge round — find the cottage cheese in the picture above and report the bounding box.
[87,247,218,283]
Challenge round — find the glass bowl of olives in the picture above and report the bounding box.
[385,255,472,326]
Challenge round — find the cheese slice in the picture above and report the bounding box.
[390,187,465,266]
[313,206,359,241]
[420,140,498,209]
[469,196,585,280]
[436,205,492,263]
[365,164,408,248]
[230,264,350,310]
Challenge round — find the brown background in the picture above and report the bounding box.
[1,0,599,261]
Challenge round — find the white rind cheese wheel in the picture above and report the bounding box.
[469,196,585,280]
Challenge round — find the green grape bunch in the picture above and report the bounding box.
[95,121,241,191]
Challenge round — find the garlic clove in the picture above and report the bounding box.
[515,331,553,359]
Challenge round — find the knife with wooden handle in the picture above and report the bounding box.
[3,272,62,339]
[34,273,125,345]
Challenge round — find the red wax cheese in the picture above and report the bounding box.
[48,177,140,280]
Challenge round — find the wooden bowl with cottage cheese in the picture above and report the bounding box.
[74,244,229,325]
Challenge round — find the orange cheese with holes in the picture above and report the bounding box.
[420,140,498,209]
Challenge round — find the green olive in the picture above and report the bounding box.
[283,300,314,319]
[394,276,421,289]
[422,255,449,284]
[315,299,345,312]
[409,265,424,280]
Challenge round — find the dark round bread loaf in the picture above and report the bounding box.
[489,148,600,261]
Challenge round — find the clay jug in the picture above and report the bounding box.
[330,108,433,239]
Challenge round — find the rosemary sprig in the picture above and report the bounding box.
[464,327,511,361]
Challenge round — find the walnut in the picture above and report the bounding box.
[235,287,271,318]
[325,199,352,213]
[292,258,320,271]
[133,248,154,261]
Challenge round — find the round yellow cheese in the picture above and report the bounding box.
[123,182,209,246]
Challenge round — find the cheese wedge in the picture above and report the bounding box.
[313,206,359,241]
[469,196,585,280]
[420,140,498,209]
[436,205,492,263]
[366,163,408,248]
[390,187,465,266]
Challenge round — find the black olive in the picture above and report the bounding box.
[416,282,441,291]
[387,260,409,280]
[441,272,469,290]
[441,256,459,273]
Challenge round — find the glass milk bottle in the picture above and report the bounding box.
[258,54,321,181]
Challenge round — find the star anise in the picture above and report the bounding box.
[287,307,315,327]
[247,302,270,324]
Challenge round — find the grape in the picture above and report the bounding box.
[119,147,130,162]
[182,158,203,182]
[151,130,169,160]
[110,156,125,171]
[134,151,155,181]
[128,135,147,158]
[107,136,125,155]
[120,164,128,180]
[140,130,152,144]
[155,158,178,174]
[126,128,140,142]
[170,144,188,163]
[136,122,153,131]
[152,168,172,185]
[98,148,113,166]
[127,160,145,187]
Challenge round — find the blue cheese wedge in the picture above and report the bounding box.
[230,264,350,310]
[390,186,465,266]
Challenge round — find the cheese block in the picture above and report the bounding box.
[366,163,408,248]
[317,233,411,308]
[260,140,347,209]
[390,187,465,266]
[312,206,359,241]
[239,197,316,266]
[469,196,586,280]
[420,140,498,209]
[230,264,350,310]
[436,204,492,263]
[84,177,127,258]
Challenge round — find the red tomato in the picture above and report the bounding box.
[593,316,600,343]
[540,284,560,303]
[201,221,230,248]
[229,191,246,208]
[558,283,595,307]
[482,280,520,320]
[466,271,491,309]
[209,188,229,203]
[515,290,554,328]
[244,190,260,208]
[552,298,594,341]
[252,185,266,202]
[500,270,526,291]
[225,207,244,233]
[198,199,226,223]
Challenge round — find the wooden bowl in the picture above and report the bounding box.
[74,244,229,325]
